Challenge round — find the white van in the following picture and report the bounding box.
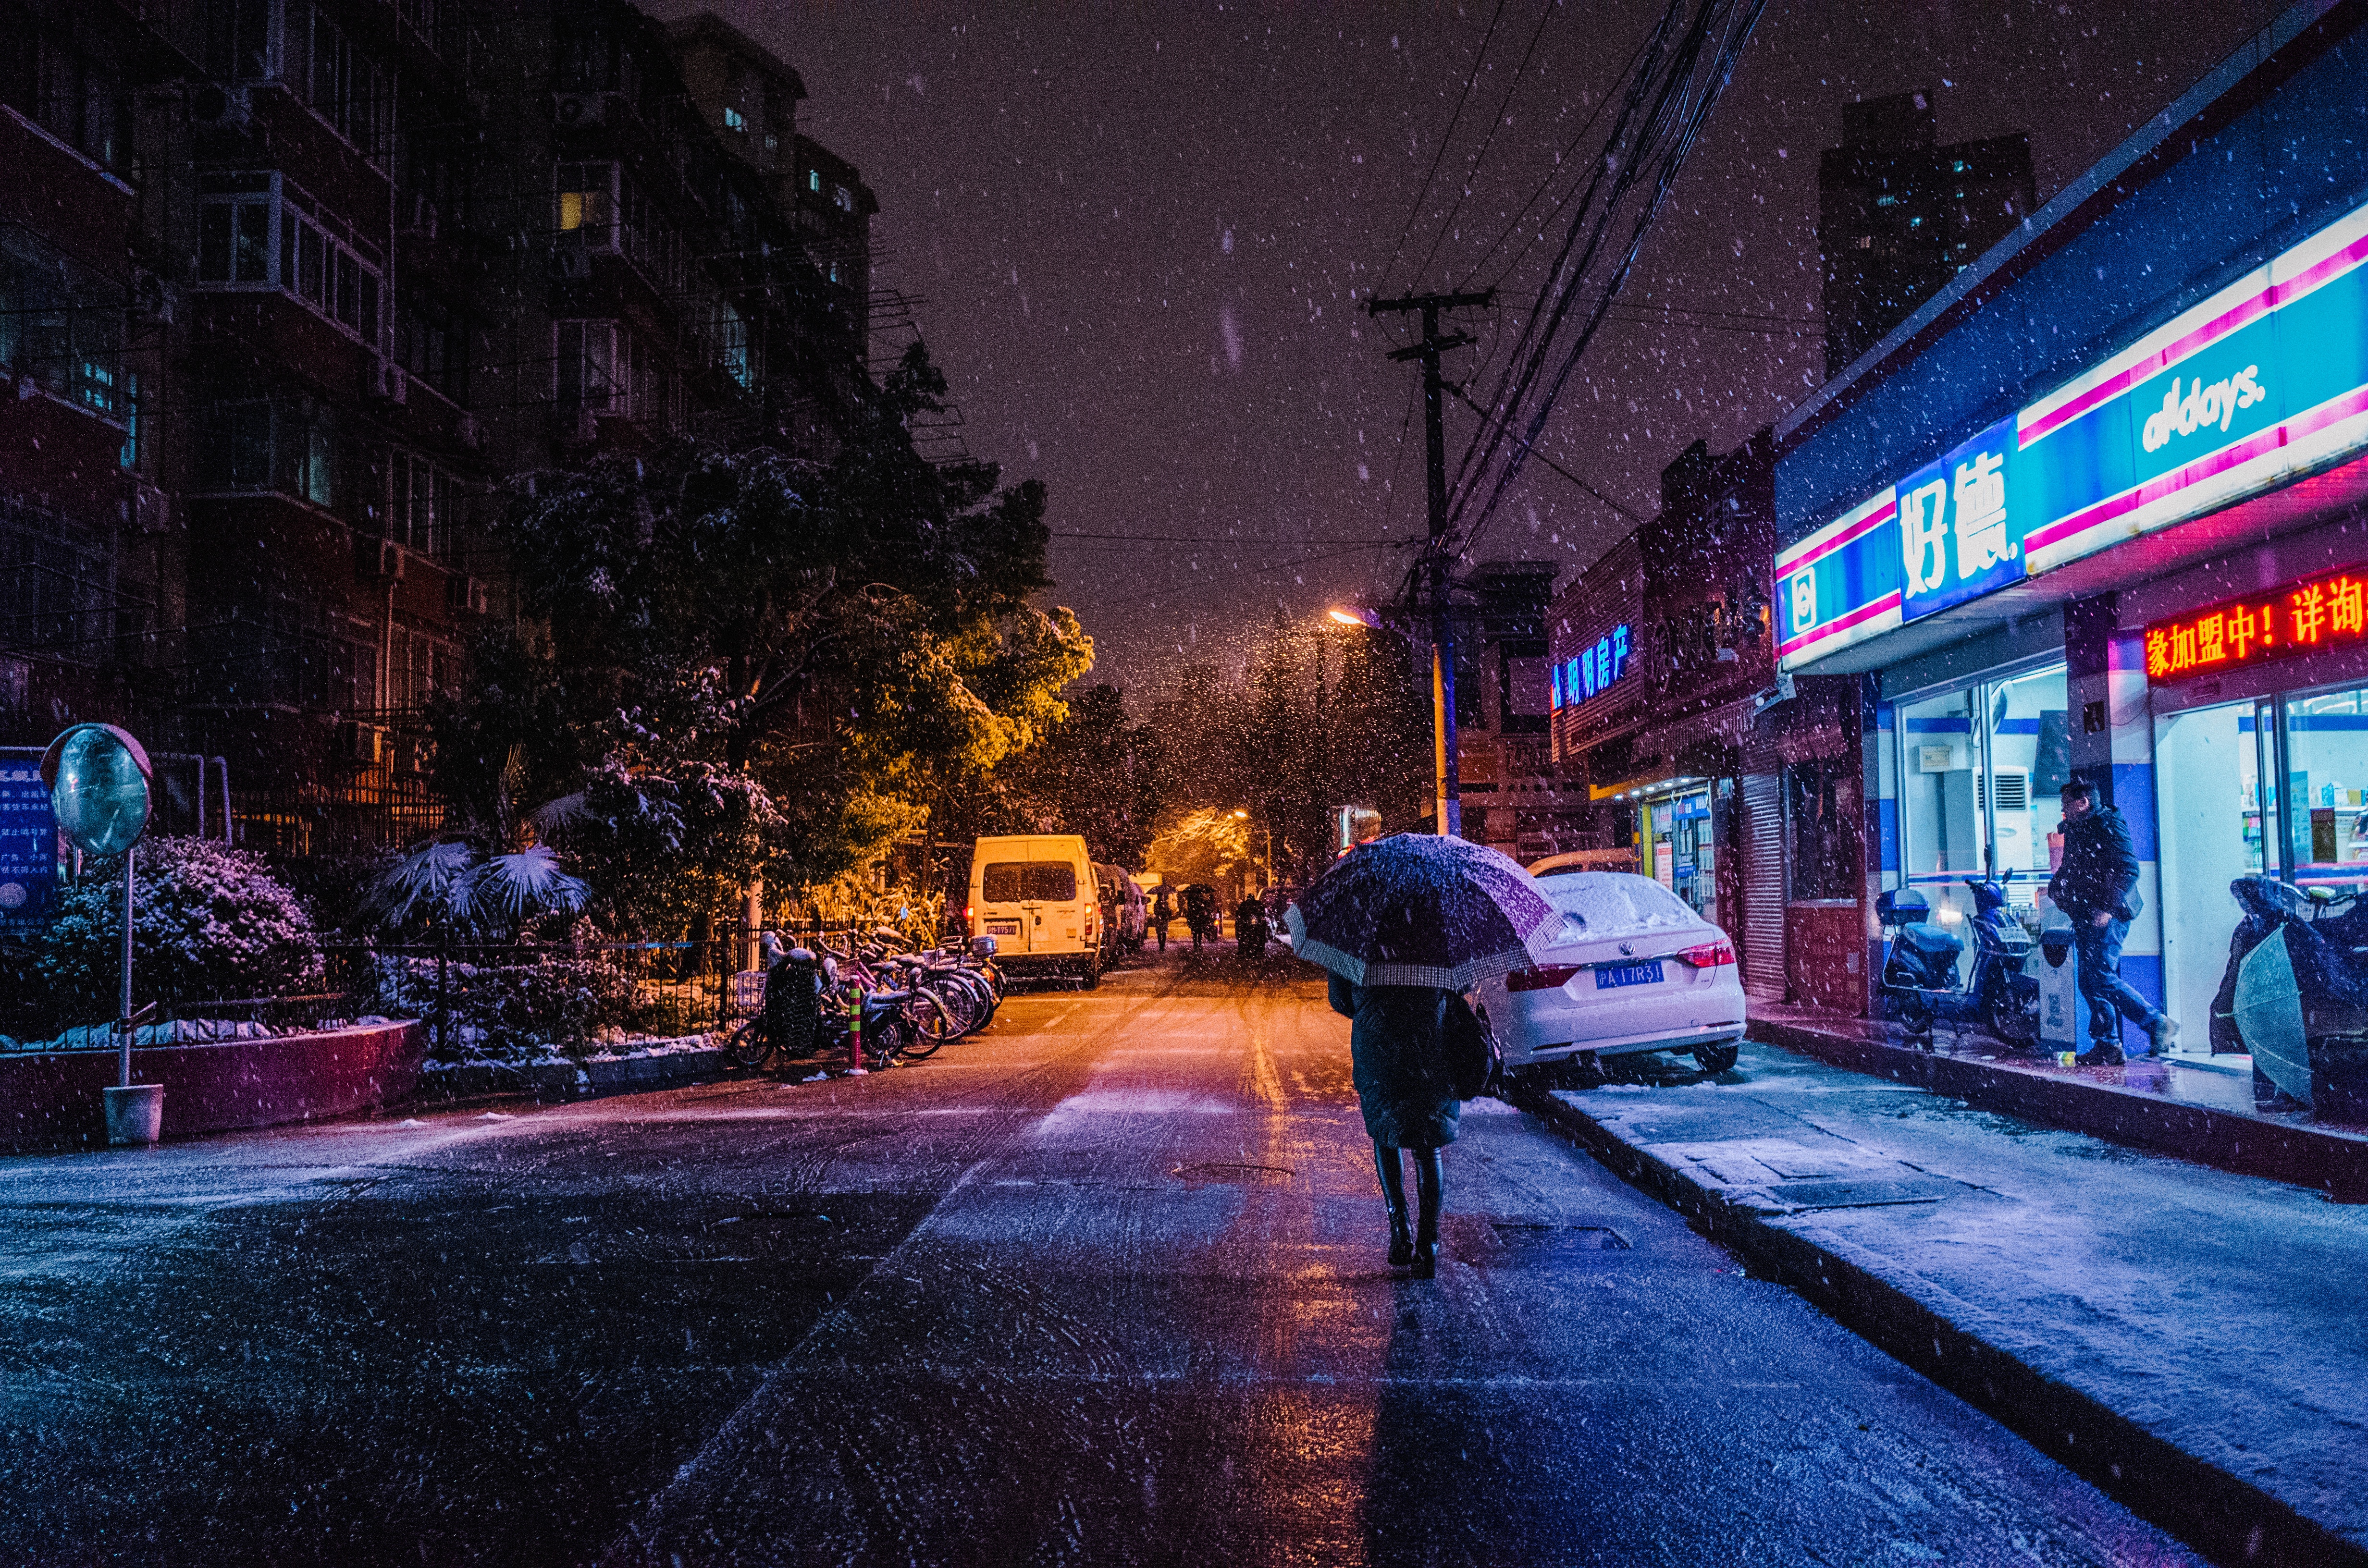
[969,834,1103,986]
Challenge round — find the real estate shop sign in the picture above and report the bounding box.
[1780,196,2368,671]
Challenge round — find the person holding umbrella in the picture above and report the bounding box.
[1288,834,1561,1279]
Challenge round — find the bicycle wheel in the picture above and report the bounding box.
[720,1016,773,1070]
[901,989,961,1057]
[864,1014,912,1068]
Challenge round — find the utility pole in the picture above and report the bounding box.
[1368,288,1492,838]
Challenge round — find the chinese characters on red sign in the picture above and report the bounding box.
[2145,568,2368,685]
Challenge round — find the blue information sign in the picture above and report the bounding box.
[0,751,58,937]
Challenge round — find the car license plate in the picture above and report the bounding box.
[986,920,1021,935]
[1594,960,1665,989]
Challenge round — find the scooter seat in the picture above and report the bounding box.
[1895,922,1963,963]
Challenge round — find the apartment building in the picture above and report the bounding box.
[0,0,873,855]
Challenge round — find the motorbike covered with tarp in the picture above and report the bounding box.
[2216,876,2368,1116]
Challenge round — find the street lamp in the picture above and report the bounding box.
[1327,605,1381,629]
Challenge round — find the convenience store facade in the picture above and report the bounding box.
[1772,0,2368,1035]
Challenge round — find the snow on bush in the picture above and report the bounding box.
[365,953,639,1062]
[34,837,324,1020]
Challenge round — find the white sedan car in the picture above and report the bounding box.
[1474,869,1746,1078]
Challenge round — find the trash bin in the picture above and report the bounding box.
[2032,919,2086,1056]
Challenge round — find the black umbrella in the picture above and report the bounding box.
[1284,833,1562,991]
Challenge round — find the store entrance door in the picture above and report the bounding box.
[1641,781,1716,920]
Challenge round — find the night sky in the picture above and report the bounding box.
[662,0,2281,695]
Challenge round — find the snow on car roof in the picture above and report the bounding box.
[1531,869,1700,941]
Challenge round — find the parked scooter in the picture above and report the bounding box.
[2214,875,2368,1116]
[1876,870,2040,1050]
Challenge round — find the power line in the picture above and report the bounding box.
[1378,0,1515,296]
[1445,381,1642,521]
[1406,0,1563,291]
[1050,531,1415,546]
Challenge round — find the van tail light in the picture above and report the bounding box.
[964,905,974,921]
[1674,939,1737,968]
[1507,964,1582,992]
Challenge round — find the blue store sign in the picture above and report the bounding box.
[0,755,58,937]
[1780,196,2368,670]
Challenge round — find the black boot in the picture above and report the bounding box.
[1410,1148,1443,1279]
[1374,1143,1413,1266]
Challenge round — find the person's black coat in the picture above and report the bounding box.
[2050,804,2141,920]
[1328,973,1462,1149]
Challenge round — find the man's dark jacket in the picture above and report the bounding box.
[2050,805,2141,920]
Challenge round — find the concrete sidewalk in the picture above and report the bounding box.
[1515,1042,2368,1568]
[1749,1003,2368,1202]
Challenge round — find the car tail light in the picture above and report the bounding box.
[1507,964,1582,992]
[1673,939,1736,968]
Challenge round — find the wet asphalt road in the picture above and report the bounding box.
[0,947,2199,1566]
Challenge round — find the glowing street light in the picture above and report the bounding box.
[1327,604,1382,629]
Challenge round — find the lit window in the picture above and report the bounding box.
[556,162,614,235]
[808,169,821,193]
[722,104,745,133]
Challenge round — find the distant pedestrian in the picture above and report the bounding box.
[1182,883,1218,954]
[2049,777,2176,1065]
[1327,973,1460,1278]
[1151,887,1173,951]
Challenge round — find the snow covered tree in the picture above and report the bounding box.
[430,343,1091,934]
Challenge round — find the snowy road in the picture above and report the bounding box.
[0,948,2197,1565]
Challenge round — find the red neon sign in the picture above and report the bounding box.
[2145,565,2368,685]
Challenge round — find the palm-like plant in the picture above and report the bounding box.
[368,838,590,939]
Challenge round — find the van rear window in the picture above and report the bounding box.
[982,863,1078,902]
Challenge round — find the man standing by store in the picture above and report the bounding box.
[2049,777,2178,1065]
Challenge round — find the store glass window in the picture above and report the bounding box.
[2282,687,2368,894]
[1896,662,2066,959]
[1786,757,1855,900]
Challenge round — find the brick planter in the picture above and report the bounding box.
[0,1022,425,1154]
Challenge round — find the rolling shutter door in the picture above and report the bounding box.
[1741,772,1786,1002]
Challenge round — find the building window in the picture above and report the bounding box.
[17,33,132,173]
[393,289,468,404]
[555,161,615,241]
[204,0,273,83]
[195,172,382,349]
[722,104,746,133]
[717,300,750,388]
[1786,757,1858,903]
[555,319,654,418]
[195,396,341,510]
[1893,662,2069,946]
[381,449,464,559]
[0,227,126,421]
[808,168,820,193]
[286,0,392,156]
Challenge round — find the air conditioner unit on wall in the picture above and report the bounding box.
[189,84,252,132]
[446,574,489,616]
[358,537,407,582]
[551,92,618,129]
